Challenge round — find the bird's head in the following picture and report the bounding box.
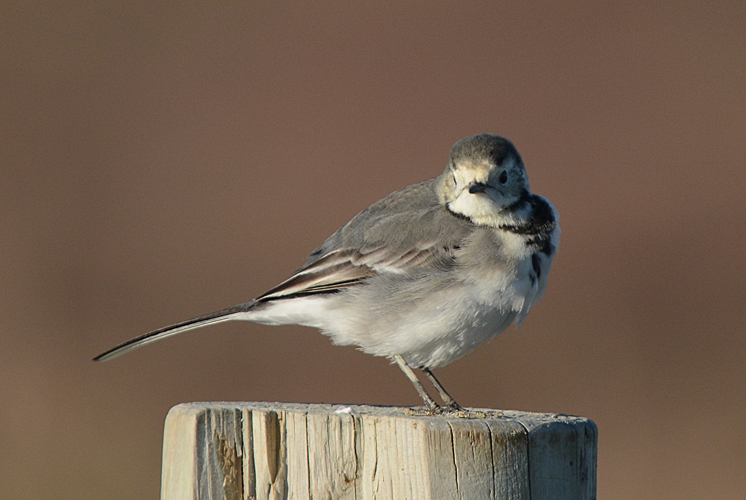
[440,134,530,226]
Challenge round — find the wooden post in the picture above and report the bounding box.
[160,402,597,500]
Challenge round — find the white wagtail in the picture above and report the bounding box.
[95,134,560,411]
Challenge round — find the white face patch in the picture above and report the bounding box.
[448,191,505,227]
[445,157,523,227]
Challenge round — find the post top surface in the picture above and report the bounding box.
[167,401,596,430]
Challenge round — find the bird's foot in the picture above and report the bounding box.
[404,404,496,419]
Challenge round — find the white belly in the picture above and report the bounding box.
[244,260,540,369]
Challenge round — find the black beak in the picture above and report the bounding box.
[469,183,488,194]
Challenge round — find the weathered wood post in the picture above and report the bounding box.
[161,402,597,500]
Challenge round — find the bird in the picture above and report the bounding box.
[94,133,560,412]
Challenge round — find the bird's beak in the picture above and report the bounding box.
[468,182,488,194]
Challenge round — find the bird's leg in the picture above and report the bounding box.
[394,355,440,411]
[421,367,463,411]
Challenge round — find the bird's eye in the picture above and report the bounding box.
[499,171,508,184]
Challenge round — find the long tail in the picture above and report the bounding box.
[93,301,257,362]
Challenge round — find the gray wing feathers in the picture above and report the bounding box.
[258,177,473,300]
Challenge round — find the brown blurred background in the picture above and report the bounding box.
[1,1,744,498]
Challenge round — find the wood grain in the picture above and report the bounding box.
[160,403,597,500]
